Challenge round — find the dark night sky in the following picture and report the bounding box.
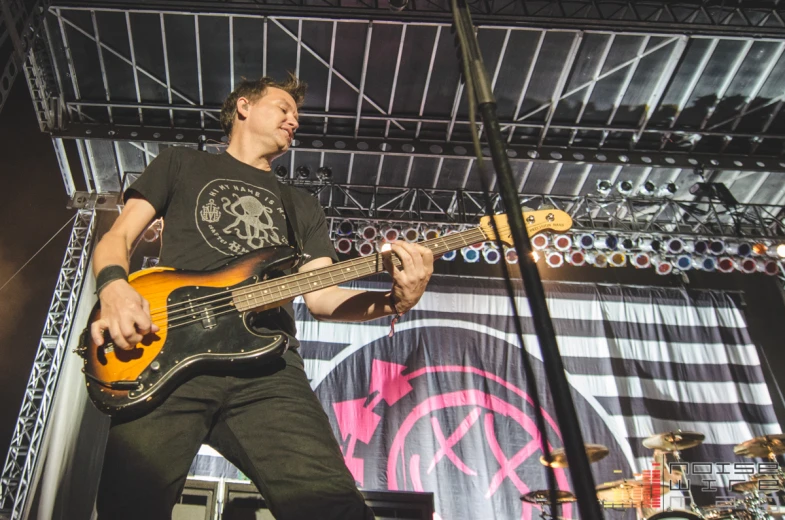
[0,80,73,460]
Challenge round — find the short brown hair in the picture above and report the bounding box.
[220,73,307,138]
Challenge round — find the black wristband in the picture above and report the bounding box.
[95,265,128,296]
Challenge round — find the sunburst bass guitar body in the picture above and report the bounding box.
[78,208,573,419]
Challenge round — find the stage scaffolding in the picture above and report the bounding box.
[3,0,785,517]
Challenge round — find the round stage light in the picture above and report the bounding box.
[504,247,518,264]
[752,242,768,256]
[596,179,612,197]
[577,234,595,249]
[709,240,726,255]
[717,257,736,273]
[637,180,656,196]
[595,234,618,250]
[776,244,785,259]
[587,252,608,268]
[566,250,586,267]
[423,227,441,241]
[639,238,661,252]
[360,224,377,241]
[531,233,549,250]
[698,256,716,272]
[693,239,709,255]
[725,242,751,257]
[461,247,480,263]
[739,258,757,274]
[334,237,353,254]
[666,238,685,254]
[553,234,572,251]
[674,254,692,271]
[382,226,399,243]
[652,256,673,275]
[759,259,779,276]
[616,180,633,196]
[402,227,420,243]
[337,220,354,236]
[632,253,651,269]
[619,238,636,251]
[545,250,564,268]
[441,250,457,262]
[609,252,627,267]
[356,240,375,256]
[657,182,677,198]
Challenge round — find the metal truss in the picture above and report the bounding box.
[0,209,94,520]
[51,0,785,38]
[0,0,57,126]
[292,181,785,241]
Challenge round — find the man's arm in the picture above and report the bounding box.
[90,197,160,349]
[300,241,434,322]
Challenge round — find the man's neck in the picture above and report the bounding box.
[225,136,276,171]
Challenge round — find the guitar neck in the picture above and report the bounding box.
[233,226,488,312]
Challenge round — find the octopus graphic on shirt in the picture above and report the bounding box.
[195,178,288,256]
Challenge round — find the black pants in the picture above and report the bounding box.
[96,350,375,520]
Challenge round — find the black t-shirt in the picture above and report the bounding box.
[125,147,338,347]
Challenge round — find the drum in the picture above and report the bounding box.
[701,502,754,520]
[646,510,702,520]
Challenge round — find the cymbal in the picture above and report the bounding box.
[521,490,576,505]
[642,431,705,452]
[734,434,785,458]
[730,474,783,494]
[539,444,610,468]
[596,479,669,506]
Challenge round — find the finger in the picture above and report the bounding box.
[142,299,160,333]
[132,306,154,336]
[91,320,109,346]
[115,320,137,350]
[390,242,415,273]
[380,243,395,277]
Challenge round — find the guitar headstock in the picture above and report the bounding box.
[479,209,573,247]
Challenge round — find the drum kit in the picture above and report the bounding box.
[521,432,785,520]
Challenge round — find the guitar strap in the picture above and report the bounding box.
[278,182,305,267]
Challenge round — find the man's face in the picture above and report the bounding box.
[237,87,300,158]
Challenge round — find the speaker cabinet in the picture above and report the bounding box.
[221,481,434,520]
[172,479,217,520]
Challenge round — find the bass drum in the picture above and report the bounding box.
[647,511,702,520]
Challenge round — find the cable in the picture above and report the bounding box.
[0,213,78,294]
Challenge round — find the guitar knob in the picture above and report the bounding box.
[151,361,161,372]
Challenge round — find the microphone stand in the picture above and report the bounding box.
[450,1,605,519]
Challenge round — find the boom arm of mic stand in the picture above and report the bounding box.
[451,1,605,519]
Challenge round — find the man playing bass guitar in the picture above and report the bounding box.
[89,75,434,520]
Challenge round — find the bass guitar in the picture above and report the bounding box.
[78,209,572,418]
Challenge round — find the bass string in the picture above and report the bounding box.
[144,229,488,318]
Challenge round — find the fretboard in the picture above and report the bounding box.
[232,226,488,311]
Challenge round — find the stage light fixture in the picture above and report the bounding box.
[531,251,540,263]
[337,220,354,236]
[566,250,586,266]
[608,252,627,267]
[296,165,311,179]
[356,240,375,256]
[639,238,661,252]
[504,247,519,264]
[775,244,785,258]
[587,252,608,268]
[382,226,399,243]
[402,227,420,243]
[360,224,377,241]
[334,237,353,254]
[316,166,333,181]
[577,233,595,249]
[666,237,685,254]
[441,250,457,262]
[545,250,564,268]
[619,237,636,251]
[423,227,441,241]
[693,239,709,255]
[637,181,656,196]
[657,182,677,198]
[725,242,752,257]
[652,256,673,275]
[483,244,501,264]
[717,257,736,273]
[552,234,572,251]
[740,258,757,274]
[389,0,408,11]
[274,165,288,178]
[461,247,480,263]
[752,242,768,256]
[697,256,716,272]
[616,180,633,196]
[709,240,725,255]
[674,255,693,271]
[596,179,612,197]
[758,259,779,276]
[594,234,618,250]
[531,233,549,250]
[632,253,651,269]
